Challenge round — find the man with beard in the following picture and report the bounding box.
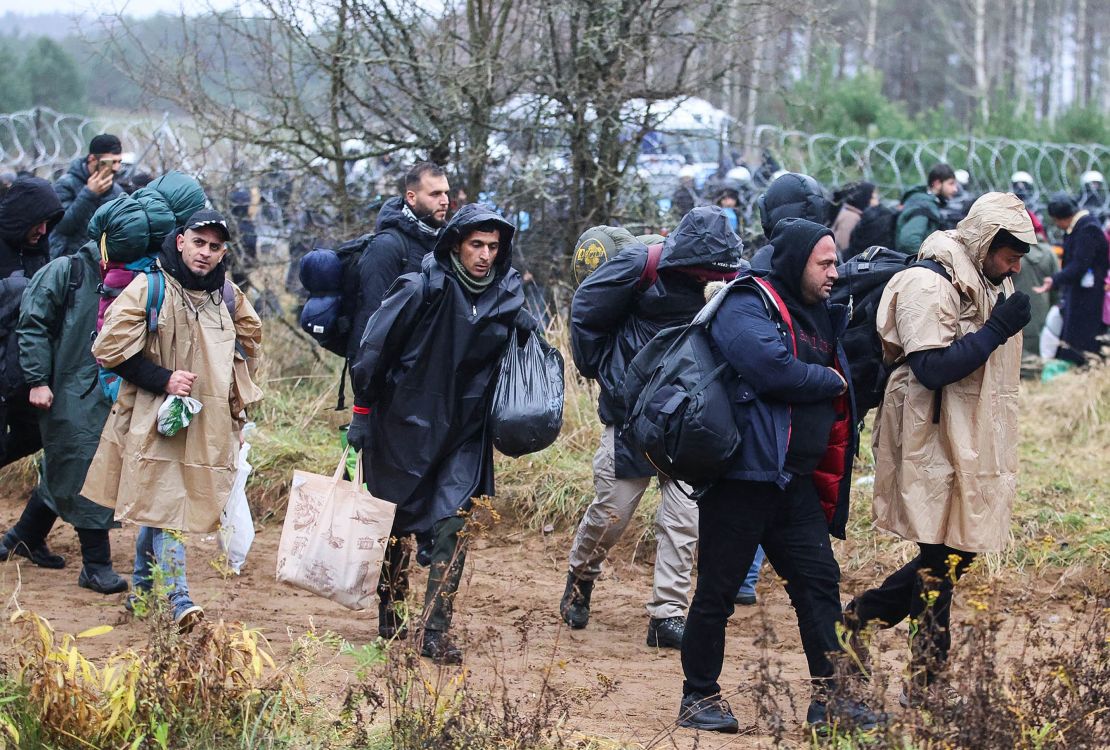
[846,193,1033,708]
[83,209,264,631]
[348,162,449,359]
[346,204,533,665]
[50,134,126,258]
[678,218,880,734]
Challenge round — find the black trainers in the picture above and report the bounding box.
[734,590,757,606]
[378,599,408,639]
[420,630,463,665]
[646,615,685,649]
[78,565,129,595]
[0,532,65,569]
[678,692,739,733]
[559,572,593,630]
[806,695,886,735]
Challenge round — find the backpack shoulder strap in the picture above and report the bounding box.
[51,255,85,339]
[750,277,797,356]
[144,268,166,333]
[910,257,952,284]
[222,279,237,319]
[635,243,664,292]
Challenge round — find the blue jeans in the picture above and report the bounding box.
[737,545,765,597]
[133,527,194,614]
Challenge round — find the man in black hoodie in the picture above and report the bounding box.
[562,207,745,650]
[677,219,880,734]
[347,162,449,360]
[1,177,63,472]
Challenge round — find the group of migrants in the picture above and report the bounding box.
[2,133,1109,735]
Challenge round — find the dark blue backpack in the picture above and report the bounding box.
[298,233,372,357]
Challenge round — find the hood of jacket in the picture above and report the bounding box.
[660,205,745,273]
[899,184,946,209]
[376,196,442,242]
[433,203,515,279]
[757,172,831,237]
[0,176,64,250]
[766,217,834,302]
[65,156,91,184]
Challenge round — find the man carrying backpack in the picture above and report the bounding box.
[49,134,127,259]
[845,193,1034,708]
[347,162,449,359]
[346,204,534,665]
[677,218,880,734]
[1,177,63,472]
[83,209,264,630]
[561,206,744,650]
[894,163,959,254]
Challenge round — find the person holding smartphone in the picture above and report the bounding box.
[49,134,126,259]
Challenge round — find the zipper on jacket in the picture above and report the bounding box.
[472,304,477,317]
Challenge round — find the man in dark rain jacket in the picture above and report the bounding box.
[347,162,449,360]
[49,134,126,259]
[1038,193,1109,364]
[677,219,881,734]
[1,177,63,475]
[561,206,745,650]
[347,203,533,665]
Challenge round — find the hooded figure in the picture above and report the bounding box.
[751,173,832,270]
[1043,193,1109,364]
[348,203,529,664]
[680,218,875,734]
[1,178,63,470]
[49,156,126,259]
[2,172,209,594]
[563,206,745,656]
[847,193,1035,700]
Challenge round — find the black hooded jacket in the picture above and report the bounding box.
[350,203,524,537]
[571,205,745,478]
[0,177,63,279]
[348,196,442,360]
[751,173,832,271]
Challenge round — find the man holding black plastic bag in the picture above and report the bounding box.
[347,204,539,665]
[561,206,745,649]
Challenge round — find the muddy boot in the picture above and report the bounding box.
[0,489,64,569]
[559,572,593,629]
[420,630,463,665]
[76,528,128,595]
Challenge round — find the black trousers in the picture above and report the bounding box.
[377,515,468,633]
[681,476,843,697]
[847,542,976,681]
[10,486,58,545]
[0,399,42,470]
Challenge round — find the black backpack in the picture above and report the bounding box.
[830,246,950,415]
[299,232,374,357]
[621,275,786,485]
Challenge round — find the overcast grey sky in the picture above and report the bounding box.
[0,0,240,17]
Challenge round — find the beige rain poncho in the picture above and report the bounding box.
[871,192,1035,552]
[83,270,263,533]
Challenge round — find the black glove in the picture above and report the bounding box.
[984,291,1032,340]
[346,411,371,452]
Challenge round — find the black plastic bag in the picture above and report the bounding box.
[490,330,565,457]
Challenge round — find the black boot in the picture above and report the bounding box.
[560,572,593,629]
[420,630,463,665]
[76,529,128,595]
[0,489,64,569]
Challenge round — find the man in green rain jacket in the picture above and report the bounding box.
[0,172,205,594]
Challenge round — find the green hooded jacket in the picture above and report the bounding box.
[894,186,944,254]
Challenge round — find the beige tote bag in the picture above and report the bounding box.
[276,449,396,610]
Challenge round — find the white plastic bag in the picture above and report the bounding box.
[218,424,255,574]
[157,395,203,437]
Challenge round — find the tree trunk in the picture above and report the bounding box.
[1016,0,1036,114]
[1074,0,1087,106]
[743,8,767,157]
[971,0,990,124]
[864,0,879,69]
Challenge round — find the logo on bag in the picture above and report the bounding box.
[357,536,388,551]
[323,528,345,550]
[350,510,380,525]
[294,500,322,531]
[291,536,308,558]
[305,560,336,592]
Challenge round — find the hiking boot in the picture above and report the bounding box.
[0,532,65,569]
[559,572,593,630]
[646,616,685,649]
[420,630,463,665]
[806,695,886,736]
[899,681,964,711]
[677,692,739,733]
[378,599,408,639]
[78,565,129,595]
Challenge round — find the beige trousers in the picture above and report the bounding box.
[567,426,699,619]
